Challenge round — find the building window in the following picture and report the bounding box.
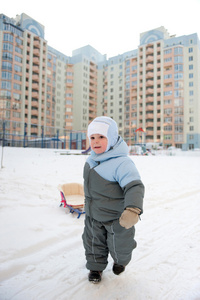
[14,65,22,72]
[175,125,183,133]
[189,91,194,96]
[2,62,12,71]
[175,116,183,124]
[174,47,183,55]
[164,108,172,114]
[174,90,183,98]
[13,93,21,100]
[174,134,183,142]
[14,83,21,90]
[174,56,183,63]
[164,99,172,105]
[14,74,22,81]
[174,73,183,79]
[164,91,172,96]
[164,49,172,54]
[3,43,13,52]
[2,71,12,80]
[189,99,194,105]
[164,57,172,62]
[15,46,22,54]
[164,125,172,131]
[164,117,172,123]
[189,108,194,114]
[1,81,11,89]
[15,55,22,63]
[174,64,183,72]
[164,135,172,140]
[164,74,172,79]
[3,33,13,42]
[189,117,194,123]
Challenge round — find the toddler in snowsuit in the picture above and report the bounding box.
[82,116,144,283]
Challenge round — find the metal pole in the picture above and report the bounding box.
[1,121,5,169]
[23,123,27,148]
[64,131,66,149]
[41,126,44,148]
[56,129,59,149]
[70,132,72,149]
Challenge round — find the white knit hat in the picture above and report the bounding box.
[87,116,118,152]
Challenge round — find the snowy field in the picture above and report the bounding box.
[0,147,200,300]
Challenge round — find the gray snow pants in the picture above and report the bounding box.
[82,216,137,271]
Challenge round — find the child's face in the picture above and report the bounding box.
[90,134,108,154]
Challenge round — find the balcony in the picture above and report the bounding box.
[32,92,39,98]
[146,63,154,70]
[89,91,97,99]
[33,40,40,48]
[89,85,97,93]
[146,122,154,127]
[146,113,154,118]
[89,78,97,86]
[89,112,96,119]
[157,62,161,69]
[32,65,39,73]
[146,47,154,54]
[146,96,154,102]
[146,71,154,78]
[164,60,173,68]
[31,105,39,111]
[66,82,73,88]
[146,55,154,62]
[146,79,154,86]
[146,105,154,111]
[31,100,39,107]
[33,56,40,65]
[33,48,40,56]
[146,127,154,132]
[32,83,39,90]
[32,74,39,81]
[90,63,97,72]
[146,88,154,94]
[31,119,38,124]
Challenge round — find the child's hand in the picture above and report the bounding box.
[119,207,141,229]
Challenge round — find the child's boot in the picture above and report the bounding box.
[88,270,102,283]
[113,263,125,275]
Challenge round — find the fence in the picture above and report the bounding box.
[0,119,87,150]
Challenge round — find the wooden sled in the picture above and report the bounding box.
[58,183,85,219]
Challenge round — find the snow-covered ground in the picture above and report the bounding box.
[0,147,200,300]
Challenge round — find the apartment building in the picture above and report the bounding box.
[71,45,106,131]
[99,27,200,150]
[0,13,72,140]
[0,13,200,150]
[123,26,200,150]
[48,46,73,132]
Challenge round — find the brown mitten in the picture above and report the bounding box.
[119,207,141,229]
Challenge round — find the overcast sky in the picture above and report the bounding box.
[1,0,200,58]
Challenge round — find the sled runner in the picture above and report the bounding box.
[58,183,85,218]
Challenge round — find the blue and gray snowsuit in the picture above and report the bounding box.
[82,136,144,272]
